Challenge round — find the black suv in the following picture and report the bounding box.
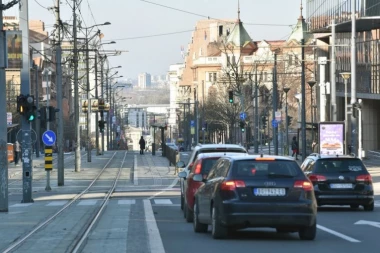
[301,154,374,211]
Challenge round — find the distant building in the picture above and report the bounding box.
[138,73,151,89]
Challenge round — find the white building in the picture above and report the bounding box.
[138,73,151,89]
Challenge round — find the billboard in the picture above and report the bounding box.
[319,122,345,155]
[6,31,23,69]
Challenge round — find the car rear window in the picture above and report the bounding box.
[199,149,246,155]
[201,158,218,174]
[232,160,301,178]
[315,159,366,173]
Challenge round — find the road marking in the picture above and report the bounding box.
[10,203,33,208]
[317,224,361,243]
[148,178,179,200]
[355,220,380,228]
[46,201,68,206]
[77,200,97,206]
[134,155,138,185]
[118,199,136,205]
[143,199,165,253]
[153,199,172,205]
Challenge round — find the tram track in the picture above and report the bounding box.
[2,151,126,253]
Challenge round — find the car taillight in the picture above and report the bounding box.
[194,163,202,174]
[221,180,245,191]
[309,174,327,182]
[294,180,313,191]
[356,174,372,183]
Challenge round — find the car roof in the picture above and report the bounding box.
[223,154,296,162]
[196,152,249,159]
[306,153,360,160]
[194,143,246,151]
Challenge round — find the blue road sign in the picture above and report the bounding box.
[42,130,56,146]
[190,120,195,127]
[271,119,278,128]
[240,112,247,120]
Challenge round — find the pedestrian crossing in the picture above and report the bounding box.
[9,198,180,208]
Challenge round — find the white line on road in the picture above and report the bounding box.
[143,199,166,253]
[154,199,172,205]
[148,178,179,200]
[317,224,361,243]
[134,155,138,186]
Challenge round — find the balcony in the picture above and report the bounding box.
[192,56,221,67]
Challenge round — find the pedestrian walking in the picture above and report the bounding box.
[139,136,146,155]
[14,140,21,166]
[291,136,299,160]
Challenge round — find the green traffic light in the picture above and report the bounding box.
[29,115,35,121]
[229,99,233,103]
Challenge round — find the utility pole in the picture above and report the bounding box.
[95,54,100,155]
[254,64,259,153]
[330,19,337,121]
[55,0,64,186]
[73,0,81,172]
[20,0,34,203]
[272,53,278,155]
[0,0,9,211]
[85,29,92,162]
[33,63,40,158]
[350,0,358,156]
[301,39,306,161]
[44,69,51,191]
[100,56,105,153]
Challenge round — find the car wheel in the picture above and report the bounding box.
[211,206,227,239]
[298,222,317,241]
[193,202,208,233]
[363,202,374,212]
[185,202,194,223]
[350,204,359,209]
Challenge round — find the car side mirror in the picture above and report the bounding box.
[193,174,206,182]
[178,171,187,178]
[176,161,185,168]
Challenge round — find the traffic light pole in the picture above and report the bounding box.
[20,0,34,203]
[0,0,9,211]
[272,53,279,155]
[44,69,51,192]
[94,54,100,155]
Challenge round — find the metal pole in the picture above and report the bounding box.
[45,70,51,191]
[34,63,40,158]
[285,92,289,155]
[20,0,34,203]
[195,100,199,144]
[311,86,314,141]
[95,54,100,155]
[73,0,81,172]
[86,30,91,162]
[273,53,278,155]
[301,39,307,161]
[331,19,337,121]
[106,69,109,150]
[358,101,362,159]
[100,57,105,153]
[254,65,259,153]
[344,79,348,154]
[319,62,326,122]
[55,0,64,186]
[0,0,9,211]
[350,0,358,156]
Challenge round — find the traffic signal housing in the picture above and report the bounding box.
[228,90,234,103]
[98,120,105,133]
[17,94,27,115]
[286,116,293,126]
[239,120,245,132]
[25,95,36,122]
[261,116,267,129]
[48,106,60,121]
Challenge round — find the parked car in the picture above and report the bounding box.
[176,143,247,211]
[301,153,374,211]
[178,152,248,222]
[166,143,179,151]
[193,155,317,240]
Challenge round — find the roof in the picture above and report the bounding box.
[306,154,360,160]
[196,152,249,159]
[225,20,253,48]
[195,143,246,150]
[226,154,297,162]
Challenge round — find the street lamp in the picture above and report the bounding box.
[340,72,351,155]
[283,87,290,155]
[307,80,316,142]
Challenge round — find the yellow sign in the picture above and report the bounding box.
[45,146,53,170]
[6,31,22,69]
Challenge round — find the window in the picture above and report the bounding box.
[199,48,203,56]
[219,25,223,36]
[232,160,301,178]
[315,159,365,173]
[213,72,217,81]
[209,73,212,82]
[288,55,293,66]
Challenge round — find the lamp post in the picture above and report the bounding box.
[307,80,316,142]
[340,72,351,154]
[283,87,290,155]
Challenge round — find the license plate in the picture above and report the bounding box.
[254,188,286,196]
[330,183,353,189]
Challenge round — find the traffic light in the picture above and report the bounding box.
[25,95,36,122]
[98,120,105,133]
[39,106,47,121]
[240,121,245,132]
[99,99,105,111]
[228,90,234,103]
[17,94,27,115]
[48,106,60,121]
[286,116,293,126]
[261,116,267,129]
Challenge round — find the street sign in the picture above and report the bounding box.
[272,119,278,128]
[275,111,282,121]
[240,112,247,120]
[7,112,12,125]
[42,130,56,146]
[45,146,53,171]
[190,120,195,127]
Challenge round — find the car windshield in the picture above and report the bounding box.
[315,159,366,173]
[232,160,301,178]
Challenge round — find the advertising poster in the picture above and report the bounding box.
[6,31,23,69]
[319,122,344,155]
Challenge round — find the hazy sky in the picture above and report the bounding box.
[6,0,304,80]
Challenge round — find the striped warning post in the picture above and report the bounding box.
[45,146,53,170]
